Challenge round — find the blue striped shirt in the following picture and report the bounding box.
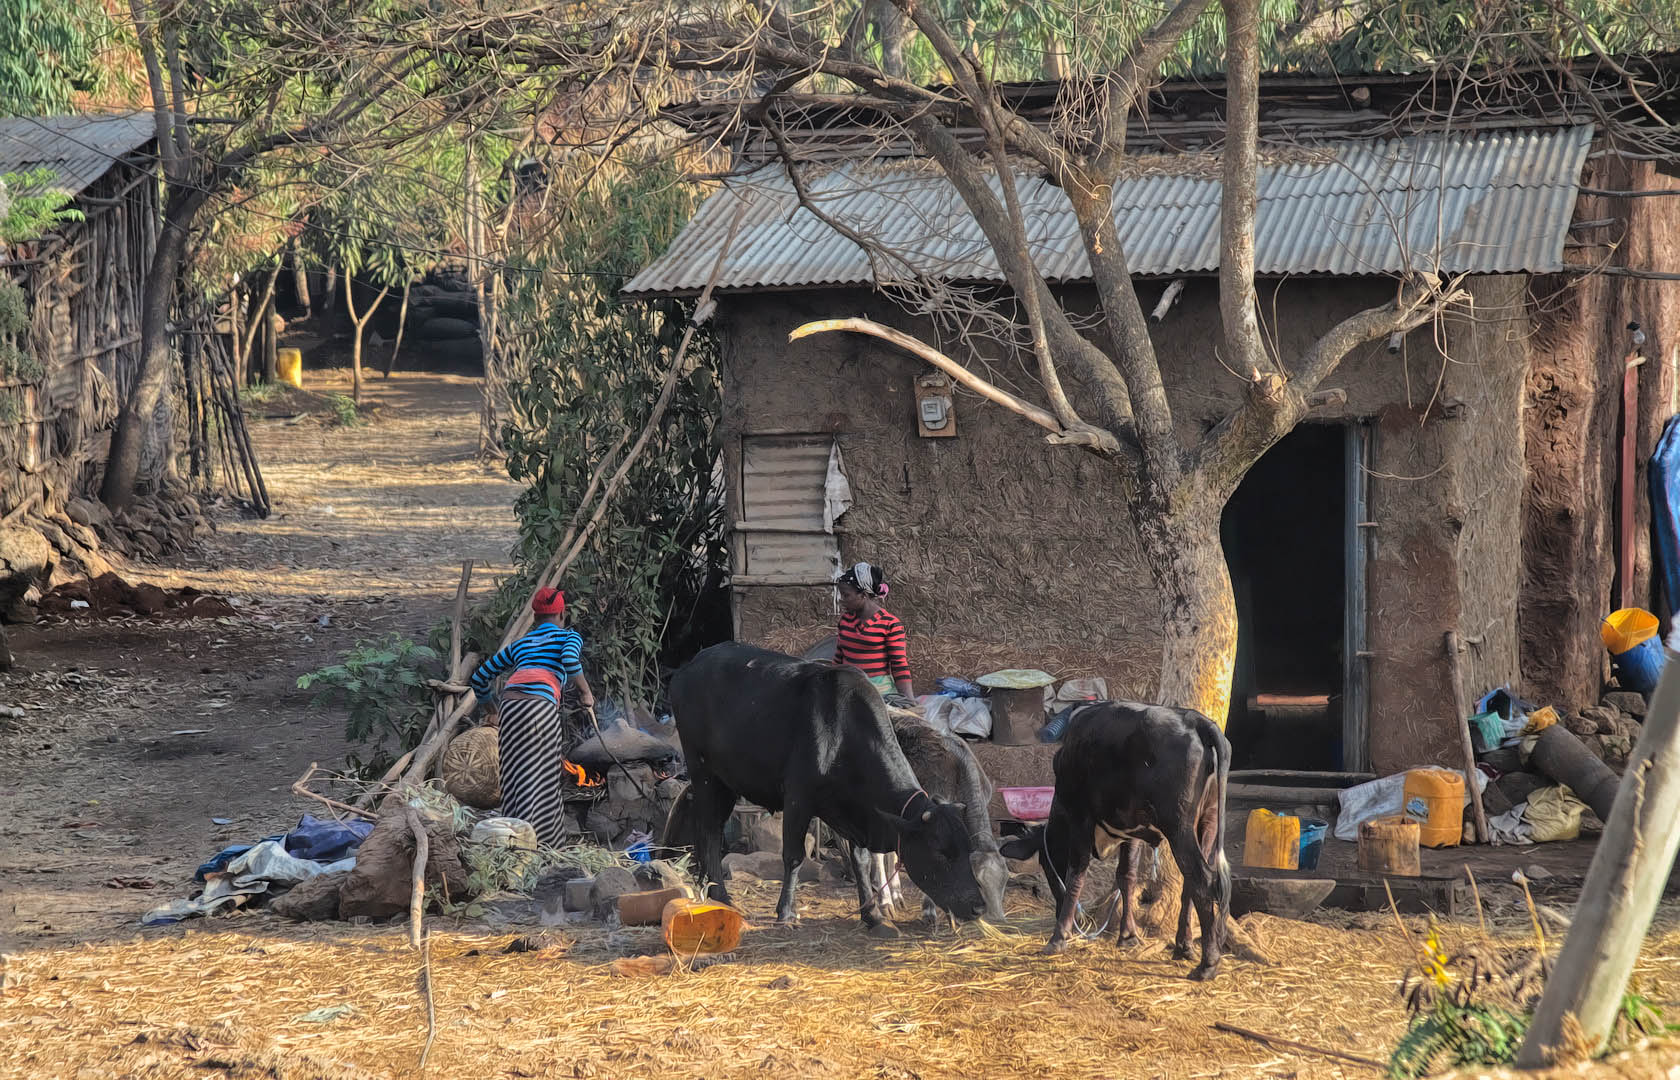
[469,623,584,705]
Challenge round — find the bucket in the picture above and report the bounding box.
[276,347,303,389]
[1297,819,1329,871]
[1611,635,1666,696]
[1000,786,1055,822]
[1401,768,1464,849]
[1602,608,1660,655]
[1242,809,1300,870]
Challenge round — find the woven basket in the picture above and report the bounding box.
[440,724,501,809]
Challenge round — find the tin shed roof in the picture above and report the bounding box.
[625,125,1593,295]
[0,113,155,200]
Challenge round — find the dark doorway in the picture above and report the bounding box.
[1221,424,1347,770]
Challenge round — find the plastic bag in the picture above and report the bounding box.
[935,677,984,699]
[918,694,991,738]
[284,814,374,863]
[229,840,329,887]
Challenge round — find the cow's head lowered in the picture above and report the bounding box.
[881,797,989,921]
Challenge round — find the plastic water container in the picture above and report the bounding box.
[276,347,303,389]
[1297,819,1329,871]
[1242,809,1300,870]
[1402,768,1464,848]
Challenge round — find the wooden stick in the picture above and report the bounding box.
[1212,1022,1387,1071]
[292,762,379,821]
[405,806,428,950]
[448,560,472,674]
[418,927,437,1072]
[1445,631,1490,843]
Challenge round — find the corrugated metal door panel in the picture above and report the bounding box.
[740,434,841,579]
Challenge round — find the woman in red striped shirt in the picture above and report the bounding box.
[833,562,913,699]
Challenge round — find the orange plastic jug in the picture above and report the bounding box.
[1242,809,1300,870]
[662,898,746,955]
[1402,768,1464,848]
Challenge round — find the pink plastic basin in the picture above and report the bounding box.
[1000,786,1055,821]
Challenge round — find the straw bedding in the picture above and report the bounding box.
[3,882,1677,1080]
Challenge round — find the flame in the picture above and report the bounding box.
[562,759,604,787]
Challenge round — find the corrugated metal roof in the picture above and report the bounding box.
[0,113,155,199]
[625,125,1593,295]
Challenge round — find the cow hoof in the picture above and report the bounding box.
[1188,963,1220,982]
[1170,944,1193,962]
[1042,938,1069,956]
[1113,932,1140,949]
[866,921,900,940]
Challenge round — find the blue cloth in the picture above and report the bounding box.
[194,834,284,882]
[469,623,584,705]
[936,677,985,699]
[284,814,374,863]
[1651,416,1680,618]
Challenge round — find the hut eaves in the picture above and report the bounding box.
[0,112,155,200]
[625,124,1593,296]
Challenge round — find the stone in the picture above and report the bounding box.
[270,871,348,921]
[0,526,54,606]
[66,497,111,532]
[633,859,689,893]
[1579,706,1620,734]
[1607,715,1642,741]
[561,877,596,913]
[1479,781,1514,817]
[723,851,786,881]
[1565,714,1601,738]
[1602,691,1648,718]
[617,887,686,926]
[747,814,818,859]
[589,866,641,918]
[339,807,470,920]
[1497,771,1548,806]
[1596,733,1634,771]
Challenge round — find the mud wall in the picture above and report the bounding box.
[1522,158,1680,713]
[719,275,1530,771]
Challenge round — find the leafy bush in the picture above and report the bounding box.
[485,157,730,710]
[326,393,360,427]
[298,634,440,777]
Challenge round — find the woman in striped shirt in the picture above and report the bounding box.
[468,587,594,845]
[833,561,913,699]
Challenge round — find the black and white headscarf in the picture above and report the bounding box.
[839,561,888,597]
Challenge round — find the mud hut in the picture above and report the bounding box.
[0,113,160,540]
[626,66,1680,775]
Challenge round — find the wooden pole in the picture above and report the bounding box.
[405,806,429,950]
[1445,632,1489,844]
[1517,634,1680,1065]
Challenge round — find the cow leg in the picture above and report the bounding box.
[687,773,737,906]
[1044,838,1093,955]
[846,842,898,937]
[1113,840,1143,946]
[1168,827,1222,981]
[775,800,814,926]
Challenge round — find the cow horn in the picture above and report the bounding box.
[921,809,933,822]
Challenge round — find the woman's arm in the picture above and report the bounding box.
[468,640,520,704]
[886,620,912,697]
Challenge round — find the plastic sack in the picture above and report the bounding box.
[935,677,985,699]
[1053,677,1109,703]
[284,814,375,863]
[1334,768,1487,841]
[471,817,539,851]
[228,840,327,887]
[918,694,991,738]
[1525,785,1587,843]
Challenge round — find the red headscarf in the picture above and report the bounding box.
[530,587,565,617]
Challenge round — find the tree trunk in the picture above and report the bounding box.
[101,207,193,510]
[324,265,338,310]
[1135,502,1238,726]
[345,279,389,405]
[383,276,412,377]
[291,244,311,316]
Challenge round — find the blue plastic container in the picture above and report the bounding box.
[1297,819,1329,871]
[1611,635,1667,697]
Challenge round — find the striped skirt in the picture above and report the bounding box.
[496,691,567,847]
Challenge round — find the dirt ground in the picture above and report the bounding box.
[4,371,1680,1079]
[0,371,520,948]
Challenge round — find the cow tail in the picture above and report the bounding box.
[1197,716,1232,927]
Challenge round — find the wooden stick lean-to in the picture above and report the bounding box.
[1445,631,1490,843]
[405,806,428,950]
[293,762,378,821]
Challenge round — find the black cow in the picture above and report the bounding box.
[854,718,1009,926]
[667,642,988,935]
[998,701,1231,980]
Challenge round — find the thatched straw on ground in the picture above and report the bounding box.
[3,880,1678,1080]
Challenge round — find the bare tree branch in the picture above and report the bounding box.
[790,317,1123,454]
[1216,0,1272,379]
